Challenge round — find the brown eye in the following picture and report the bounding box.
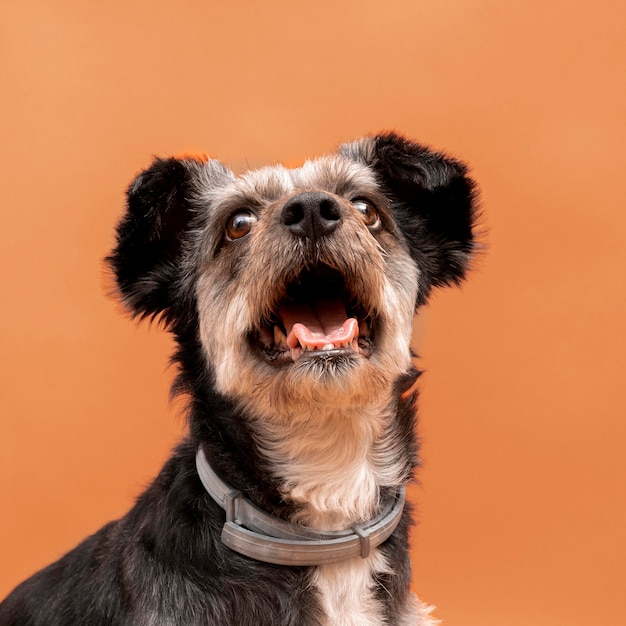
[353,199,381,229]
[226,211,258,240]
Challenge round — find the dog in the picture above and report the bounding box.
[0,132,477,625]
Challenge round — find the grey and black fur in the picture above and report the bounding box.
[0,132,477,626]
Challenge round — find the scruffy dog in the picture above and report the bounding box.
[0,133,476,625]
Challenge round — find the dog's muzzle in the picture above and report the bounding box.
[250,192,381,366]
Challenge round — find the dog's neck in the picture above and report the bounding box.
[249,398,411,531]
[195,445,406,566]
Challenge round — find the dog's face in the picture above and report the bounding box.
[194,154,420,419]
[108,133,477,422]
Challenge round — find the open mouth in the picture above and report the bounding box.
[254,264,376,365]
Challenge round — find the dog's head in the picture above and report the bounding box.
[108,133,477,421]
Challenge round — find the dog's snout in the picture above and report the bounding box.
[281,192,342,240]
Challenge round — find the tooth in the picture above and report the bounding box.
[274,325,287,346]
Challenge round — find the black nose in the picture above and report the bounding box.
[281,192,342,240]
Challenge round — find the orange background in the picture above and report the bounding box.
[1,2,625,624]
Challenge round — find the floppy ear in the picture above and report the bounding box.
[107,156,232,321]
[340,132,478,304]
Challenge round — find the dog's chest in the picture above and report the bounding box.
[312,551,388,626]
[313,561,434,626]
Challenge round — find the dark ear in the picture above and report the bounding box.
[107,156,232,321]
[341,132,478,304]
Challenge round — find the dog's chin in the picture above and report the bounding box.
[252,344,392,413]
[286,348,363,379]
[249,334,368,384]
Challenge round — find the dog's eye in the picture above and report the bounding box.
[352,199,381,230]
[226,211,258,240]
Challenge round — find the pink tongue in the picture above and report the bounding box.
[280,298,358,350]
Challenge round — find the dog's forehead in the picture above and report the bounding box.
[220,154,379,204]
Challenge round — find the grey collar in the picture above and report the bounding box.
[195,447,406,566]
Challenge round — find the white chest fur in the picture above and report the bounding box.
[312,552,434,626]
[312,550,389,626]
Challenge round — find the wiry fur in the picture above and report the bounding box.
[0,132,477,625]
